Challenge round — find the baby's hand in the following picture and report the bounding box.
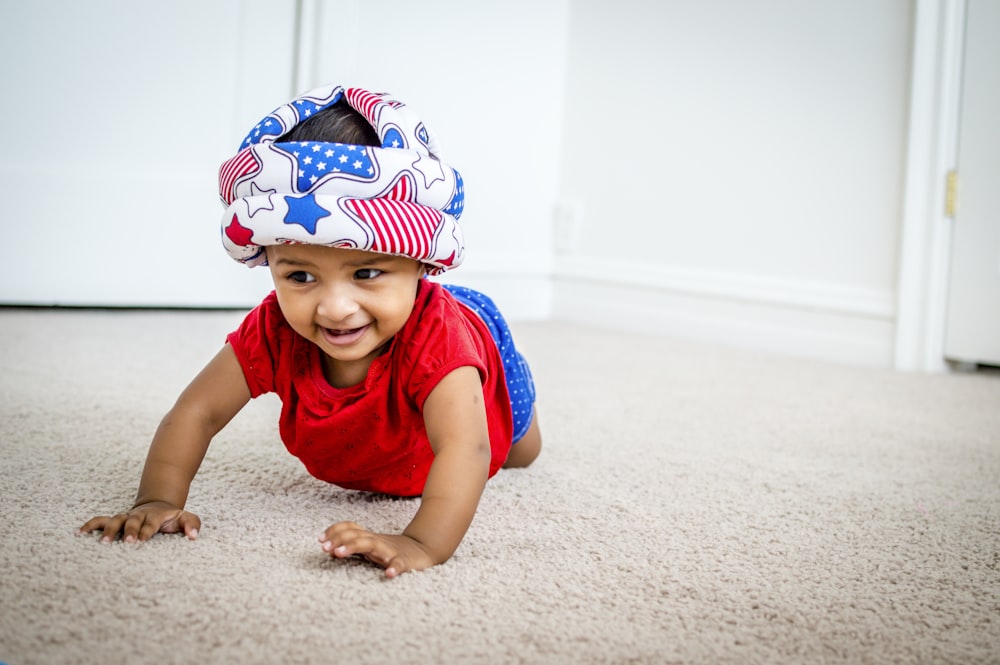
[79,502,201,544]
[319,521,434,578]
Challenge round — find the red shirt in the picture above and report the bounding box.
[227,279,513,497]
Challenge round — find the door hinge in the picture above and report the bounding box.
[945,170,959,217]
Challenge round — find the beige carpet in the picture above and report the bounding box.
[1,306,998,665]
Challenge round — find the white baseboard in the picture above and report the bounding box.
[434,271,552,321]
[552,257,897,367]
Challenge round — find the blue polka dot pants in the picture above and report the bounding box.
[443,285,536,443]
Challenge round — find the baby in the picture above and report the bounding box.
[80,84,541,577]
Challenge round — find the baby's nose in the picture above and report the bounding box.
[317,285,360,321]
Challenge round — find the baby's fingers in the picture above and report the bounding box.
[318,521,366,556]
[321,525,392,563]
[79,515,112,535]
[384,554,410,579]
[319,525,431,577]
[131,508,200,542]
[98,513,147,543]
[78,513,128,543]
[79,507,200,543]
[328,532,391,563]
[162,511,200,541]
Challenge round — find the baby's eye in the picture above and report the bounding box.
[354,268,383,280]
[288,271,315,284]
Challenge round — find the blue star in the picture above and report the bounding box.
[283,193,330,234]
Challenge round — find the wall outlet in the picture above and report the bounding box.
[553,200,583,254]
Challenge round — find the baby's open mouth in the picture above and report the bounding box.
[327,327,363,335]
[321,324,369,346]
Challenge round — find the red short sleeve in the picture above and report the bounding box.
[389,284,486,409]
[226,291,285,398]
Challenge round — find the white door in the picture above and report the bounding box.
[944,0,1000,366]
[0,1,292,307]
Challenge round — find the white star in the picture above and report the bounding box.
[325,149,334,157]
[245,182,277,217]
[317,162,327,171]
[339,155,348,163]
[353,160,363,169]
[312,145,322,152]
[412,154,446,188]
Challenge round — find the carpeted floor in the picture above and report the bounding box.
[0,306,998,664]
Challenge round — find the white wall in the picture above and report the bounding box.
[0,1,924,367]
[553,0,914,366]
[293,0,570,320]
[0,0,568,318]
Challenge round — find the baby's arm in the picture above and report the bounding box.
[320,365,492,576]
[79,344,251,543]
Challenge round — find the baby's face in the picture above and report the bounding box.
[266,244,425,387]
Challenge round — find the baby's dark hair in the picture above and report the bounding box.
[278,98,381,147]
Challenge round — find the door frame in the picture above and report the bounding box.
[895,0,966,372]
